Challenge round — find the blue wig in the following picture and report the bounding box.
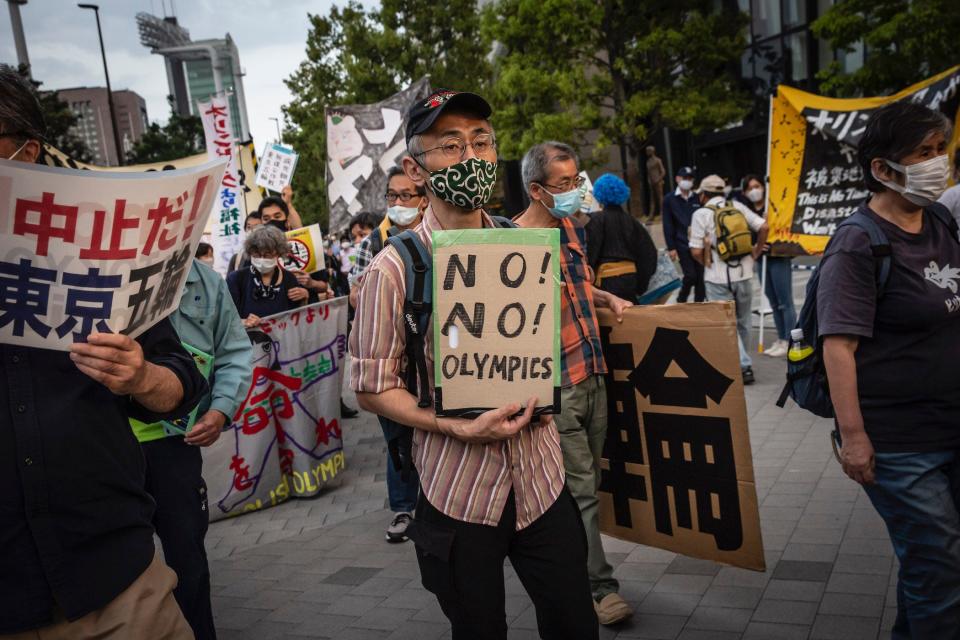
[593,173,631,206]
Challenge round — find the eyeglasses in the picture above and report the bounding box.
[540,175,586,192]
[384,192,421,204]
[414,133,497,161]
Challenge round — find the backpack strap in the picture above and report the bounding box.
[927,202,960,242]
[837,210,892,297]
[386,230,433,409]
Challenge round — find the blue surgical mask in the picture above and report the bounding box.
[543,187,582,219]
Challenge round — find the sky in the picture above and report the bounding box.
[0,0,374,151]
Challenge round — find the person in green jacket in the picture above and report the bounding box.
[131,259,253,640]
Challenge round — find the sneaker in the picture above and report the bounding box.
[594,592,633,625]
[742,366,755,385]
[764,340,788,357]
[385,512,412,543]
[340,400,359,419]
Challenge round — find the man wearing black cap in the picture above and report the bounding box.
[350,89,599,639]
[662,166,705,302]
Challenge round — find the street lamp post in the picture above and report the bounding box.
[78,3,124,166]
[269,116,282,144]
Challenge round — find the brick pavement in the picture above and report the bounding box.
[206,270,898,640]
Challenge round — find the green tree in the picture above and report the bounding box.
[812,0,960,97]
[483,0,749,209]
[126,97,204,164]
[283,0,490,229]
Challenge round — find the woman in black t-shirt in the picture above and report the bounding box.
[226,225,308,328]
[818,102,960,638]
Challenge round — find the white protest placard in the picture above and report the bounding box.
[0,157,226,351]
[199,96,246,275]
[578,170,602,214]
[256,143,299,193]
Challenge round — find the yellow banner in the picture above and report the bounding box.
[283,224,325,273]
[41,140,266,217]
[768,66,960,256]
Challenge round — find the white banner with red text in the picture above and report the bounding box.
[202,297,349,522]
[0,157,226,350]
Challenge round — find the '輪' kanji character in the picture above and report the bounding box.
[56,267,122,341]
[149,246,191,319]
[0,258,56,338]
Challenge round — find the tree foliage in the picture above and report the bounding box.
[482,0,749,180]
[283,0,489,229]
[812,0,960,98]
[13,64,92,162]
[126,97,204,164]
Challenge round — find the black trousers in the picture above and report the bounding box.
[408,488,598,640]
[676,247,705,302]
[143,437,217,640]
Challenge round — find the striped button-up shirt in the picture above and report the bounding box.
[558,217,607,387]
[349,205,565,530]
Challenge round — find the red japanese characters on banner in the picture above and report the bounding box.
[201,297,350,521]
[0,157,226,351]
[199,97,246,275]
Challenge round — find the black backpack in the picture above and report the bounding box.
[777,202,959,418]
[378,216,518,480]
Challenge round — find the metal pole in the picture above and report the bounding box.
[269,117,281,144]
[8,1,31,79]
[758,95,775,352]
[79,4,124,166]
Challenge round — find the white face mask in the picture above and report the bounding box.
[251,257,278,274]
[746,187,764,203]
[199,256,214,267]
[340,240,352,249]
[387,205,420,226]
[875,154,951,207]
[678,179,694,192]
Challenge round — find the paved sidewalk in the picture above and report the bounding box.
[206,326,898,640]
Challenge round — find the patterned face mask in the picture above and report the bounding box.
[427,157,498,211]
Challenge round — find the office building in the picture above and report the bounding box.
[57,87,149,166]
[136,12,250,141]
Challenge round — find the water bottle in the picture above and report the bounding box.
[788,328,814,362]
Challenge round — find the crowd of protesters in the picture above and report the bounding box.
[5,54,960,640]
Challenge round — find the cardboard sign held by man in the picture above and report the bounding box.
[433,228,561,418]
[597,302,765,571]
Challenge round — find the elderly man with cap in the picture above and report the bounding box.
[350,90,598,639]
[688,174,768,385]
[662,166,705,303]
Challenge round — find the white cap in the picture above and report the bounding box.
[790,328,804,341]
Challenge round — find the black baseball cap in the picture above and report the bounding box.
[405,89,493,145]
[677,166,696,178]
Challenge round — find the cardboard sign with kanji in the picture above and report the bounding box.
[597,303,764,571]
[0,157,226,351]
[432,228,561,418]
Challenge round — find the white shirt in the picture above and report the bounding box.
[939,184,960,228]
[688,196,766,285]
